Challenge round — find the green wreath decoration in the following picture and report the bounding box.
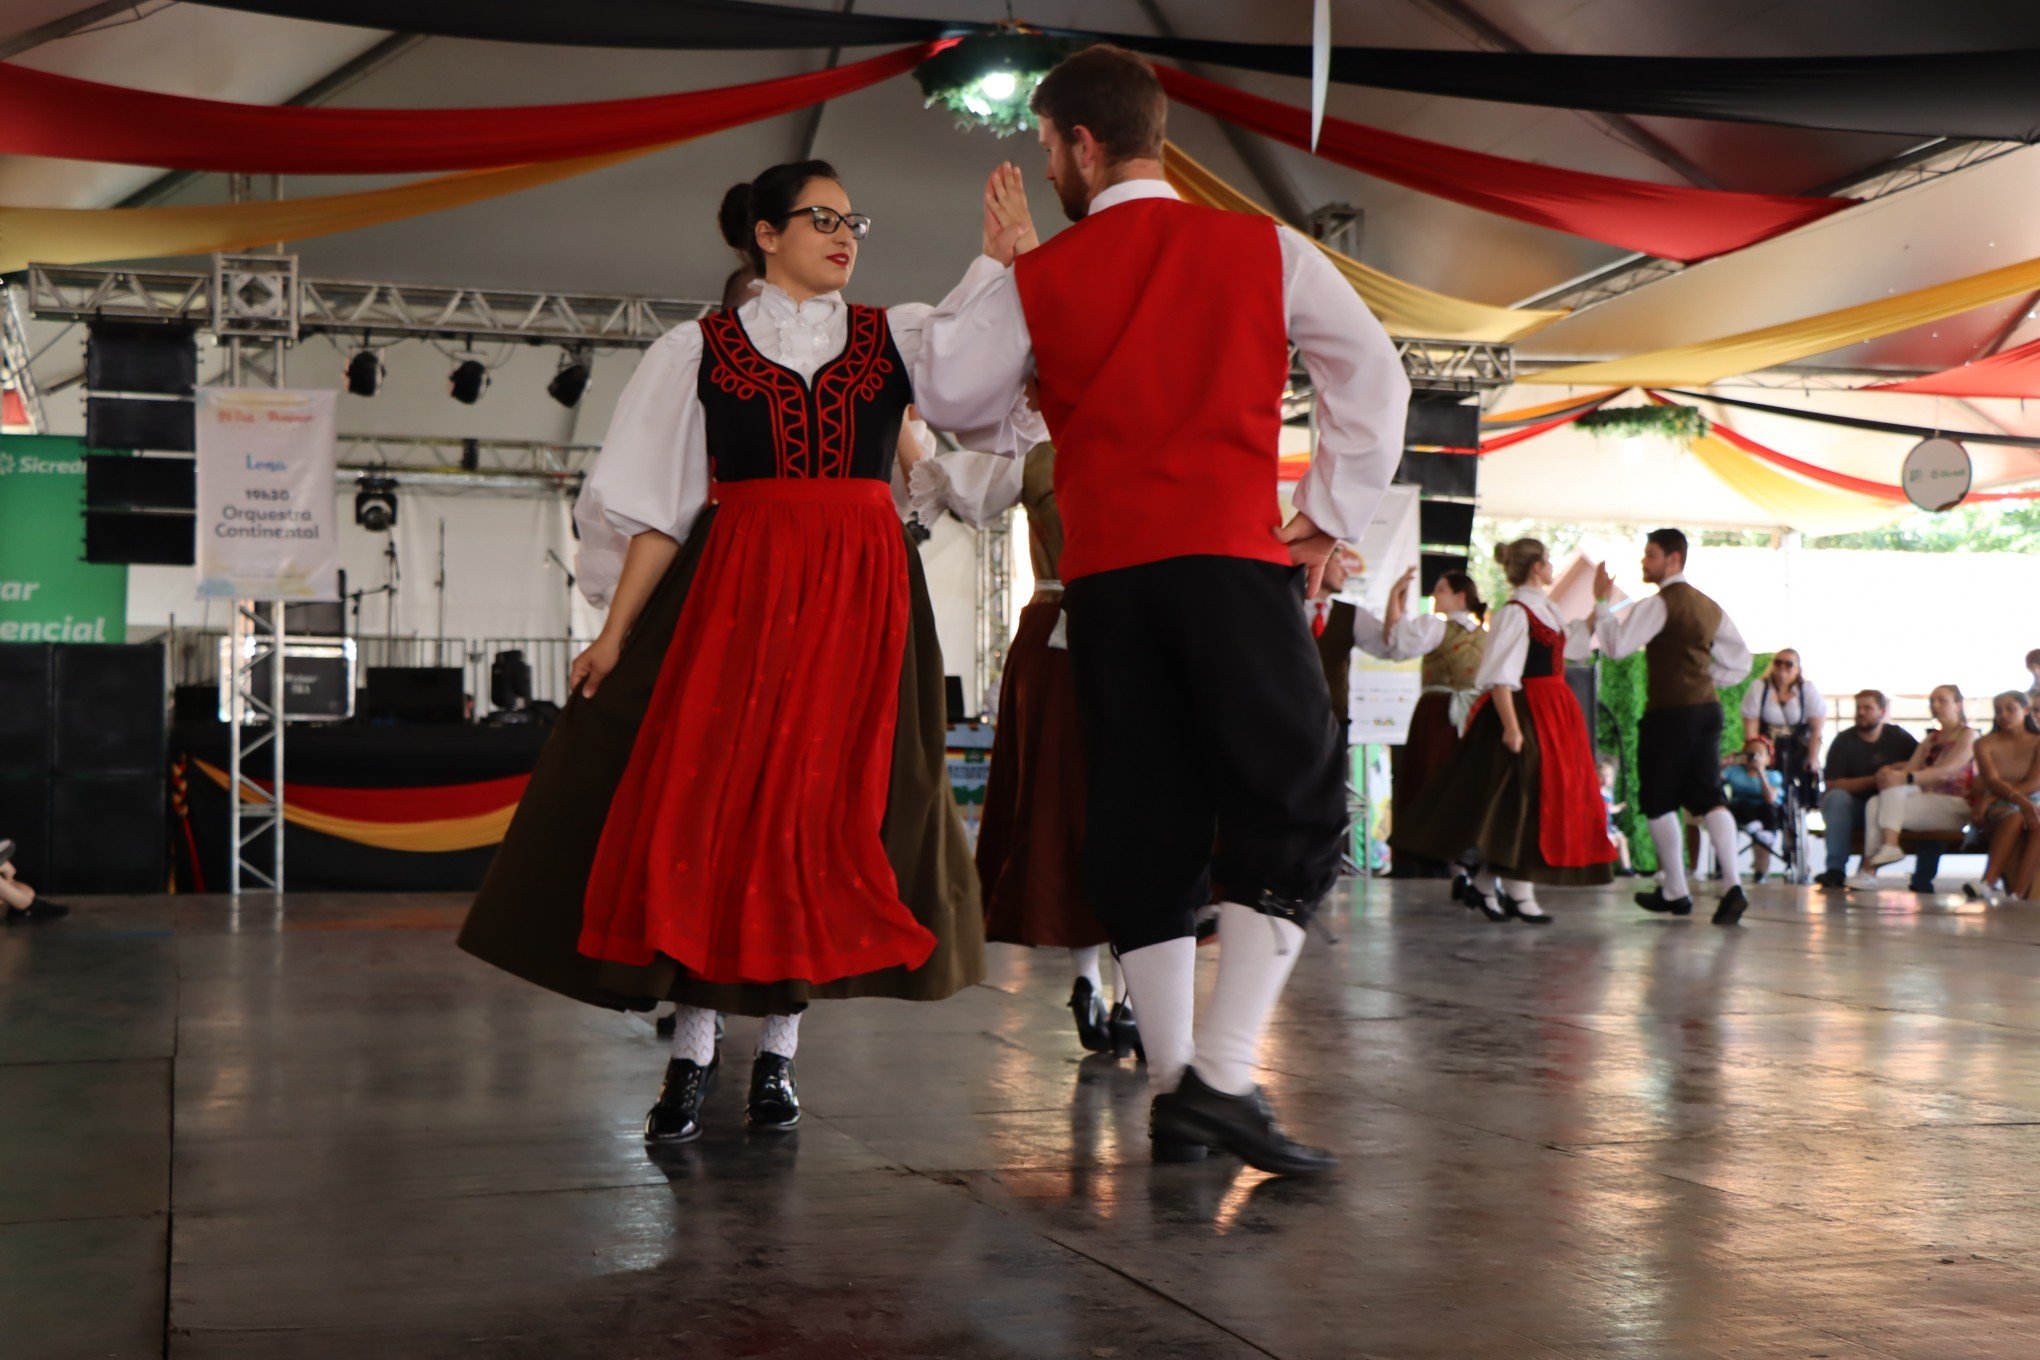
[1575,402,1708,444]
[914,30,1083,136]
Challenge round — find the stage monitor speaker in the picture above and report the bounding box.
[283,570,346,637]
[86,322,196,395]
[50,775,166,893]
[84,510,196,566]
[0,776,52,887]
[365,666,465,724]
[85,453,195,511]
[175,683,224,725]
[1394,450,1478,499]
[85,396,195,453]
[0,644,54,774]
[1420,551,1469,589]
[1406,396,1480,449]
[218,639,357,722]
[1418,499,1477,549]
[54,643,166,775]
[945,675,967,725]
[1564,663,1600,745]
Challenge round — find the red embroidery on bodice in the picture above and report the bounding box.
[699,305,896,478]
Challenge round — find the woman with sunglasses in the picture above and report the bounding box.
[461,159,1041,1144]
[1742,648,1825,778]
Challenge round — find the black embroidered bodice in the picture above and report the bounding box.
[1514,600,1563,680]
[695,304,913,482]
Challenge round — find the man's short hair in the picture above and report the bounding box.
[1646,527,1689,564]
[1855,688,1889,711]
[2026,647,2040,669]
[1029,44,1167,164]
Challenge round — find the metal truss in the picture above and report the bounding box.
[974,510,1014,719]
[1393,337,1515,393]
[1,284,44,433]
[28,263,714,349]
[338,434,600,478]
[1520,139,2030,318]
[226,601,287,894]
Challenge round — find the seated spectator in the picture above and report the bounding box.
[0,839,67,924]
[1965,692,2040,906]
[1722,737,1786,879]
[1742,648,1824,786]
[1815,690,1919,889]
[1848,685,1977,890]
[1597,754,1633,876]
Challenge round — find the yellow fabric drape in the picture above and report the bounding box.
[196,759,515,853]
[1162,142,1568,344]
[1483,387,1627,424]
[1683,432,1909,536]
[1528,252,2040,386]
[0,144,674,274]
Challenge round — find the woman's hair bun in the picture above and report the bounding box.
[1491,542,1509,566]
[717,182,757,252]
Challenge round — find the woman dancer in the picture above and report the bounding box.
[1381,565,1488,883]
[459,160,1040,1143]
[1390,539,1616,921]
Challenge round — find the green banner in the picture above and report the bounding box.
[0,434,126,643]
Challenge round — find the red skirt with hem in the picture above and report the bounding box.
[577,478,938,985]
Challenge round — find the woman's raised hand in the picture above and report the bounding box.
[982,162,1039,265]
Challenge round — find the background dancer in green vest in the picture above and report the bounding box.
[1592,528,1756,925]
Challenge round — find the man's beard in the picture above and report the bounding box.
[1054,174,1089,223]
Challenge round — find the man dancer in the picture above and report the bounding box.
[1592,529,1754,925]
[915,45,1408,1175]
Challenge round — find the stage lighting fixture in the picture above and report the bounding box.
[448,357,489,405]
[344,347,384,397]
[354,474,399,532]
[547,351,591,409]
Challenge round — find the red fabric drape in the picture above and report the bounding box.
[0,43,942,173]
[1155,66,1852,263]
[1867,336,2040,397]
[221,770,531,821]
[0,388,25,428]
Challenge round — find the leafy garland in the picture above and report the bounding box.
[1576,403,1707,444]
[914,30,1083,136]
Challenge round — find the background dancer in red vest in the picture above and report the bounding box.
[915,45,1409,1176]
[1592,529,1756,925]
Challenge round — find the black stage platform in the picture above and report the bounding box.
[7,880,2040,1358]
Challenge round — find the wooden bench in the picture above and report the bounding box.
[1843,827,1989,891]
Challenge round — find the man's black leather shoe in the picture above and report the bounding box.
[1150,1067,1337,1177]
[1635,887,1693,917]
[1713,885,1749,927]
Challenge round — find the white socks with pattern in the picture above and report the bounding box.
[668,1004,719,1066]
[757,1013,800,1060]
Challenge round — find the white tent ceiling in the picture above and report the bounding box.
[7,0,2040,525]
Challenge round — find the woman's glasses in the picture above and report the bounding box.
[786,206,872,240]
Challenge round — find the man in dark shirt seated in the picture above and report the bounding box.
[1814,689,1920,888]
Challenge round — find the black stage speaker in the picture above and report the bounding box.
[50,776,166,893]
[284,570,346,637]
[1394,450,1478,499]
[365,666,465,724]
[84,509,196,566]
[1418,499,1477,550]
[175,683,224,726]
[85,453,195,510]
[1406,395,1480,449]
[86,322,197,453]
[945,675,967,725]
[1420,551,1469,589]
[0,644,54,774]
[55,643,166,774]
[85,396,195,453]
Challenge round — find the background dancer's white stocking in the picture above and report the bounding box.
[1069,945,1103,994]
[757,1013,800,1060]
[1116,937,1195,1091]
[1648,814,1689,899]
[1702,807,1743,888]
[1193,902,1306,1097]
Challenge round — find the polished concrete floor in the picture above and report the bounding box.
[8,879,2040,1359]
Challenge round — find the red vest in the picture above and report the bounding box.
[1013,196,1290,582]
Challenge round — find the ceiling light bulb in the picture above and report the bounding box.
[979,70,1018,100]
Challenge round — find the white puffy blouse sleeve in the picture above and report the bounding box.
[1474,603,1529,692]
[908,447,1027,529]
[572,323,710,608]
[889,300,1047,455]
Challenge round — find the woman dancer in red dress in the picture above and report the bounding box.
[1391,538,1615,921]
[460,160,1039,1143]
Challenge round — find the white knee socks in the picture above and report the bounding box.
[1069,945,1103,994]
[1702,806,1742,889]
[1115,936,1196,1091]
[757,1013,800,1060]
[1193,903,1307,1097]
[1498,877,1539,912]
[1648,813,1689,899]
[668,1004,719,1066]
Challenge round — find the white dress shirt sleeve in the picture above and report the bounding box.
[1391,612,1447,662]
[572,324,710,608]
[1475,603,1529,692]
[1280,227,1410,544]
[1739,682,1764,722]
[1593,593,1667,660]
[903,256,1037,446]
[1563,618,1595,663]
[889,296,1045,454]
[908,447,1027,529]
[1800,679,1824,724]
[1710,609,1755,688]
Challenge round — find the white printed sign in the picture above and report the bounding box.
[195,388,339,600]
[1349,657,1422,744]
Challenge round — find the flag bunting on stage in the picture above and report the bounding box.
[1866,336,2040,398]
[1156,66,1850,263]
[185,2,2040,142]
[1162,143,1565,344]
[0,43,941,174]
[193,758,527,853]
[1525,250,2040,387]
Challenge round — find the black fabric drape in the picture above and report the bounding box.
[189,1,2040,143]
[1667,389,2040,448]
